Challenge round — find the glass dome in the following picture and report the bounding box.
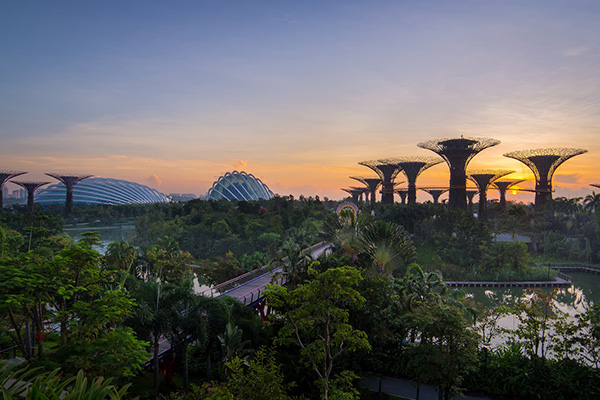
[206,171,274,201]
[36,177,171,205]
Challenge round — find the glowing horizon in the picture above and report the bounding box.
[2,1,599,202]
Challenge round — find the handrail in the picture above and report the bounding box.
[199,241,326,297]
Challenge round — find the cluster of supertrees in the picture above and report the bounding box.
[0,171,92,216]
[343,136,588,220]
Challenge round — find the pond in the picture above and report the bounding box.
[463,271,600,349]
[64,225,136,254]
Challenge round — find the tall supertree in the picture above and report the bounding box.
[0,170,26,212]
[11,181,50,213]
[396,189,408,204]
[466,189,478,214]
[494,179,525,211]
[45,173,93,217]
[467,170,514,221]
[421,188,448,204]
[358,160,403,204]
[350,176,381,205]
[341,187,365,203]
[504,148,587,209]
[418,137,500,210]
[388,156,443,204]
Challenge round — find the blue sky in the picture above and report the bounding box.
[1,1,599,200]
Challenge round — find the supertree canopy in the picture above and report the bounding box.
[418,137,500,210]
[46,173,93,218]
[420,187,448,204]
[494,179,525,211]
[350,176,381,204]
[386,156,442,204]
[11,181,50,213]
[504,148,587,208]
[0,170,26,212]
[341,187,365,203]
[467,169,513,221]
[358,160,403,204]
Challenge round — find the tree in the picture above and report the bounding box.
[407,300,479,400]
[266,265,371,400]
[357,220,416,275]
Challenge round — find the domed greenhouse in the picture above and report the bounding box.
[36,177,171,206]
[206,171,274,201]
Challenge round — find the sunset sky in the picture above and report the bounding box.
[2,1,599,202]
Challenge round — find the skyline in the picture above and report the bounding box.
[2,1,599,202]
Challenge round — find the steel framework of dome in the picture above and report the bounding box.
[37,177,171,206]
[418,137,500,210]
[504,148,587,208]
[386,156,443,205]
[358,160,403,204]
[206,171,274,202]
[350,176,381,204]
[467,169,514,221]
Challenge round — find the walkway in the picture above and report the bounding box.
[207,242,331,306]
[361,375,492,400]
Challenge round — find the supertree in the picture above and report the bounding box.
[418,136,500,210]
[358,160,403,204]
[420,188,448,204]
[11,181,50,213]
[387,156,443,204]
[341,187,365,203]
[467,170,514,221]
[350,176,381,205]
[0,170,26,212]
[396,189,408,204]
[504,148,587,209]
[45,173,93,217]
[466,189,478,214]
[494,179,525,211]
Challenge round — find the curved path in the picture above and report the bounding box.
[217,242,332,306]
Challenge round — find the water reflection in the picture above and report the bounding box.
[463,271,600,349]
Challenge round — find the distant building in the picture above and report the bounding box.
[206,171,274,201]
[170,193,197,202]
[36,177,171,206]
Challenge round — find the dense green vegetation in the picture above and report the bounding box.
[1,194,600,399]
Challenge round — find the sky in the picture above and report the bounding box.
[1,0,599,202]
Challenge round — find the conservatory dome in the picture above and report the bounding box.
[36,177,171,205]
[206,171,274,201]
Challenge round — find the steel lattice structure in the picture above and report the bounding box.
[0,170,26,212]
[341,187,366,203]
[206,171,274,201]
[350,176,381,204]
[466,189,479,213]
[11,181,50,213]
[358,160,403,204]
[46,173,93,217]
[493,179,525,211]
[418,136,500,210]
[385,156,443,204]
[420,188,449,204]
[395,189,409,204]
[467,169,514,221]
[504,148,587,208]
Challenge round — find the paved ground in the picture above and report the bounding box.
[361,376,493,400]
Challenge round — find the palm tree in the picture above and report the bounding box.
[584,191,600,214]
[322,210,370,263]
[397,265,446,311]
[357,220,416,275]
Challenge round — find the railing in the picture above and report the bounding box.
[542,263,600,274]
[198,241,326,297]
[238,274,287,306]
[0,346,18,359]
